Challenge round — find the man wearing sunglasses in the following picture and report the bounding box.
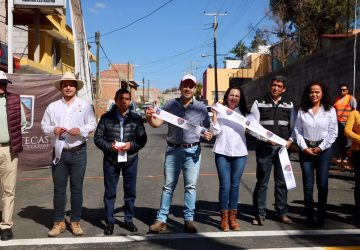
[334,84,357,167]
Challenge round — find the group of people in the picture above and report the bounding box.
[0,70,358,241]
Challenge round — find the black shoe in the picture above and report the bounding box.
[184,221,198,233]
[124,222,138,232]
[1,228,13,241]
[104,223,114,235]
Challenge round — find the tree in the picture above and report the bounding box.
[270,0,357,56]
[194,83,203,99]
[250,30,268,52]
[229,41,248,60]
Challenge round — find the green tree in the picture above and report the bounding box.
[229,41,248,60]
[194,83,203,99]
[270,0,357,56]
[250,30,268,52]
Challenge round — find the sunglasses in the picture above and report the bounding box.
[340,89,348,91]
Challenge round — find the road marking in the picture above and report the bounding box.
[0,229,360,247]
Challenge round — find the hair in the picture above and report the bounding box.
[222,86,250,115]
[115,88,131,100]
[300,81,332,111]
[340,83,349,89]
[272,75,287,87]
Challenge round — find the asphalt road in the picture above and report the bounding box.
[1,124,359,249]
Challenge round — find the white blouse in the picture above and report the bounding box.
[210,107,254,157]
[294,106,338,151]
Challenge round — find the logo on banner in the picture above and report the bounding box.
[226,109,233,115]
[245,120,251,126]
[177,118,185,125]
[266,131,273,138]
[20,95,35,132]
[284,164,292,172]
[155,108,161,115]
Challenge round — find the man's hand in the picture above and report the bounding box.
[111,141,131,152]
[146,107,156,120]
[54,127,67,136]
[312,147,322,155]
[303,148,317,156]
[286,140,292,149]
[67,128,80,136]
[267,140,277,146]
[203,131,213,141]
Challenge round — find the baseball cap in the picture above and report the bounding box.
[181,74,196,85]
[0,70,12,84]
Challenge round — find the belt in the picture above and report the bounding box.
[62,143,86,153]
[0,142,10,147]
[168,142,200,148]
[305,139,323,148]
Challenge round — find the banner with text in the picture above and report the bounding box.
[7,74,62,171]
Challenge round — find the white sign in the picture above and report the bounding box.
[14,0,65,7]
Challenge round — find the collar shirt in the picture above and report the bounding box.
[211,107,255,156]
[162,98,210,144]
[41,96,96,148]
[116,109,129,142]
[294,106,338,151]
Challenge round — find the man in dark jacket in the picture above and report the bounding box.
[94,88,147,235]
[250,75,296,226]
[0,71,27,241]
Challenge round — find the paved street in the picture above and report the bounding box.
[1,124,360,249]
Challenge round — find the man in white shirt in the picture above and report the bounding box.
[41,72,96,237]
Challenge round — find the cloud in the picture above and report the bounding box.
[89,2,107,14]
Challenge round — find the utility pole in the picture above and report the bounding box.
[142,77,145,105]
[346,0,350,37]
[95,31,100,99]
[204,12,227,102]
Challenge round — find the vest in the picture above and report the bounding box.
[334,94,353,123]
[6,92,23,154]
[256,94,293,141]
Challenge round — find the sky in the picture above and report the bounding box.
[73,0,273,90]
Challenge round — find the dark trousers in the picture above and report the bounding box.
[352,151,360,220]
[299,147,333,218]
[52,146,87,222]
[253,145,288,218]
[103,156,138,224]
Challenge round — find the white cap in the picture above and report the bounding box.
[0,70,12,84]
[181,74,196,85]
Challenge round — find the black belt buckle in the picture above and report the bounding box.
[305,139,322,148]
[63,143,86,152]
[168,142,199,148]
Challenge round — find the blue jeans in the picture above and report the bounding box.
[299,147,333,216]
[52,146,87,222]
[215,153,247,210]
[253,145,288,218]
[103,156,138,224]
[156,145,201,222]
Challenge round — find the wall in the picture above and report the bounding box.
[242,36,360,108]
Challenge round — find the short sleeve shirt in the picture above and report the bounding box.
[162,98,210,144]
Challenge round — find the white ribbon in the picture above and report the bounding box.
[212,103,296,190]
[153,106,208,136]
[53,133,69,165]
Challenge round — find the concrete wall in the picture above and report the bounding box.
[242,36,360,108]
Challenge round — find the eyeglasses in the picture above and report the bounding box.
[340,89,348,91]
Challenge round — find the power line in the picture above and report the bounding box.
[88,0,175,40]
[237,0,283,44]
[99,42,119,74]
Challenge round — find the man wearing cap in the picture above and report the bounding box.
[250,75,296,226]
[0,71,27,241]
[146,74,213,233]
[41,72,96,237]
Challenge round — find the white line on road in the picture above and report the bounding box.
[0,229,360,247]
